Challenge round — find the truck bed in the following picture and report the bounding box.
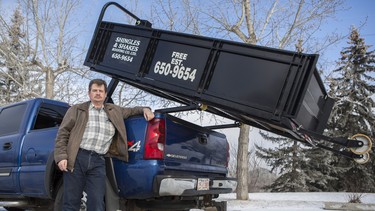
[84,21,334,139]
[111,114,230,199]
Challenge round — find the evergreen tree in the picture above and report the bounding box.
[0,7,28,104]
[256,131,310,192]
[301,147,338,192]
[327,27,375,192]
[256,130,338,192]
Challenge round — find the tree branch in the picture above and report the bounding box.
[243,0,256,44]
[259,0,278,40]
[279,0,304,48]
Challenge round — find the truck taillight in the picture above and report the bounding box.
[144,118,166,160]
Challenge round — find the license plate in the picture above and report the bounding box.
[197,178,209,190]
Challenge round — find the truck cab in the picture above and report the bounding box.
[0,98,69,209]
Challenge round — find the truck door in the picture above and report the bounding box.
[20,102,68,194]
[0,103,28,194]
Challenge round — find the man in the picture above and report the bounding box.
[54,79,154,211]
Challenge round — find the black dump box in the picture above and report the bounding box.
[84,21,334,140]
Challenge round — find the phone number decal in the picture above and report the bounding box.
[153,51,197,82]
[111,53,134,62]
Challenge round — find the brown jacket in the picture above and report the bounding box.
[54,101,145,171]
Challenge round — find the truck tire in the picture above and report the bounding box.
[126,200,147,211]
[214,201,227,211]
[125,200,192,211]
[54,182,63,211]
[203,208,217,211]
[3,208,24,211]
[202,201,227,211]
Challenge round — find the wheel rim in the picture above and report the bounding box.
[350,134,373,155]
[354,152,370,164]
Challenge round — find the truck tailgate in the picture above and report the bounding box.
[163,115,228,175]
[114,114,230,198]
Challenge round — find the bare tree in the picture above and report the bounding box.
[31,0,89,99]
[186,0,344,199]
[228,129,269,192]
[16,0,86,99]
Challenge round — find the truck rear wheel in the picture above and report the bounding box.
[4,208,24,211]
[126,200,147,211]
[201,201,226,211]
[54,182,63,211]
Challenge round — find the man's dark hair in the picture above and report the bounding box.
[89,79,107,93]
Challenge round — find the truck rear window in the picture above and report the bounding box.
[0,104,27,136]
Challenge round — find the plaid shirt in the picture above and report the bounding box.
[80,104,115,154]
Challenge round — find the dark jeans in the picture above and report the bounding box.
[62,149,106,211]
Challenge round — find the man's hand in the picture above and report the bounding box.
[143,108,155,121]
[58,159,68,172]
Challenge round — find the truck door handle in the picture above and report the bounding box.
[3,142,12,150]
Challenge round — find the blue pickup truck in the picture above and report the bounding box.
[0,98,235,211]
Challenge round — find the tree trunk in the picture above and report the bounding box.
[236,124,250,200]
[45,69,55,99]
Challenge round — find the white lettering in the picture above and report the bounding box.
[171,58,183,65]
[115,37,141,46]
[154,60,197,82]
[171,51,188,60]
[111,53,133,62]
[111,36,141,63]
